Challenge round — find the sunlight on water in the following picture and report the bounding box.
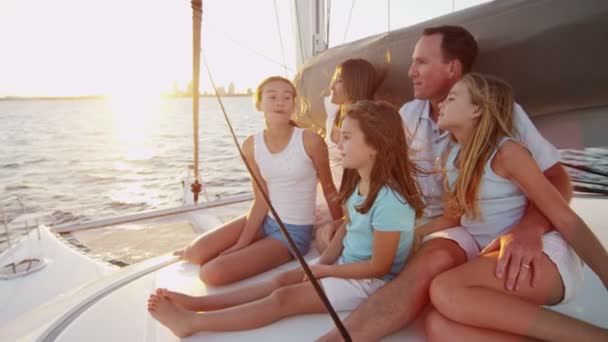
[109,182,160,206]
[108,95,162,161]
[105,96,165,206]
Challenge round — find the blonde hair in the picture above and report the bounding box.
[254,76,297,109]
[332,59,378,128]
[446,73,515,218]
[339,100,425,218]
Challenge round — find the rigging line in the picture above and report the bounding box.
[326,0,331,48]
[201,55,352,342]
[343,0,355,43]
[387,0,391,33]
[292,0,306,66]
[214,30,294,72]
[273,0,289,77]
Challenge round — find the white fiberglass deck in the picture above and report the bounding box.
[1,196,606,341]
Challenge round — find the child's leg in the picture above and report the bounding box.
[156,268,304,311]
[149,279,327,337]
[198,236,293,285]
[174,215,249,265]
[429,251,608,341]
[426,308,541,342]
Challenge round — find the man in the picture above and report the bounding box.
[318,26,572,341]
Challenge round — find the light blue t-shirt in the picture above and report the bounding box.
[341,185,416,280]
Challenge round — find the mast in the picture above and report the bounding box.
[293,0,327,68]
[190,0,203,204]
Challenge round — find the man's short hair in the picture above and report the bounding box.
[423,25,478,74]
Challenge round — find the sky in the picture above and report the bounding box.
[0,0,491,97]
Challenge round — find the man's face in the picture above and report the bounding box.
[408,34,455,101]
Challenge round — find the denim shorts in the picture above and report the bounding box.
[262,216,313,256]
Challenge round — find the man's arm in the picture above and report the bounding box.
[482,162,572,290]
[512,162,572,234]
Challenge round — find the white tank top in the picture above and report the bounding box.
[253,128,317,225]
[446,137,528,247]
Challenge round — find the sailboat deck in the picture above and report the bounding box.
[19,195,605,341]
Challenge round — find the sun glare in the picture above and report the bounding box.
[108,94,163,162]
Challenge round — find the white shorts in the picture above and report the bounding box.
[320,277,386,311]
[424,227,583,303]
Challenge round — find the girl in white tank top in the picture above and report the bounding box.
[170,77,343,287]
[417,73,608,341]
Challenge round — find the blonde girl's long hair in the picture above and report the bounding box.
[447,73,515,219]
[338,100,425,218]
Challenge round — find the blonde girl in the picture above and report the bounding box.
[419,73,608,341]
[173,76,342,286]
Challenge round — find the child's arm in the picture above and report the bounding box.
[222,136,268,254]
[312,229,402,279]
[304,131,343,220]
[316,220,346,265]
[499,140,608,288]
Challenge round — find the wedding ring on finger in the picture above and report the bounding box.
[521,264,531,269]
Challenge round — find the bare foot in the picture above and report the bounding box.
[148,295,197,338]
[155,288,207,312]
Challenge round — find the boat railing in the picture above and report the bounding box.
[0,196,55,279]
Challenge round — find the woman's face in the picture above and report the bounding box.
[329,70,347,105]
[437,81,478,131]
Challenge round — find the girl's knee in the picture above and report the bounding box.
[268,286,294,313]
[425,309,456,342]
[199,259,231,286]
[418,240,466,276]
[429,270,462,317]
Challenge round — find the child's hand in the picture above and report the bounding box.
[302,264,331,282]
[220,239,249,256]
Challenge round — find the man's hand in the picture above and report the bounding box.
[481,224,544,291]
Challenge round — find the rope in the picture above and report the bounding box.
[292,0,306,65]
[273,0,289,77]
[326,0,332,47]
[218,32,293,72]
[191,0,203,203]
[343,0,355,43]
[387,0,391,33]
[201,55,352,342]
